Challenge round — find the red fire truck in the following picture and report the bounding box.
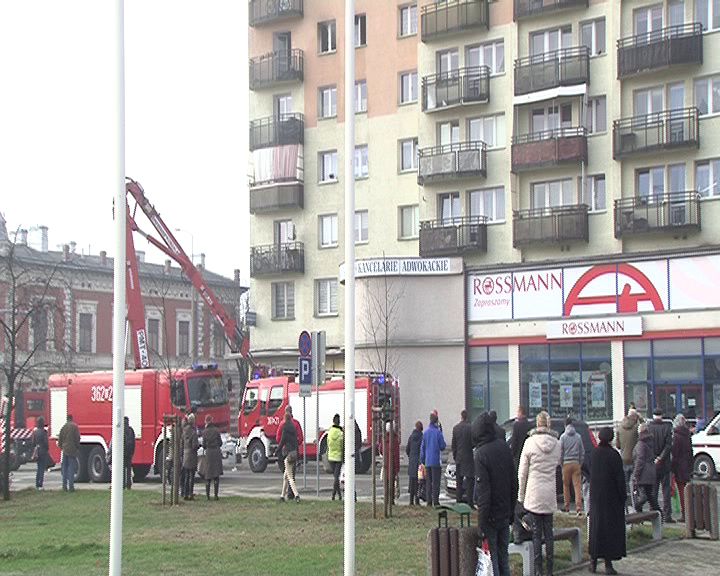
[238,374,399,474]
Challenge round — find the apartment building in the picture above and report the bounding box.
[248,0,720,429]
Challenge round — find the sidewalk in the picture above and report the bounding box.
[559,538,717,575]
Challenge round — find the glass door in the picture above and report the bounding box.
[654,383,678,417]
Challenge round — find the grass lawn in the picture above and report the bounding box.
[0,490,682,576]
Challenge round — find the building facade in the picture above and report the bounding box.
[248,0,720,429]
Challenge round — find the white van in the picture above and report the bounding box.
[692,412,720,478]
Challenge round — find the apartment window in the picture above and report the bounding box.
[354,145,369,179]
[581,175,606,212]
[637,166,665,201]
[272,282,295,320]
[581,18,606,56]
[466,40,505,75]
[319,214,338,247]
[355,210,369,243]
[468,114,506,148]
[438,121,460,146]
[178,320,190,356]
[400,71,418,104]
[319,21,337,53]
[532,179,574,209]
[437,49,459,74]
[355,14,367,47]
[696,159,720,197]
[585,97,607,133]
[147,317,161,353]
[669,0,685,27]
[31,307,49,352]
[634,86,664,116]
[399,205,419,239]
[399,4,418,37]
[316,279,339,316]
[697,0,720,31]
[212,322,225,358]
[274,219,294,244]
[319,86,337,118]
[439,192,461,223]
[319,150,338,182]
[469,187,505,221]
[634,5,663,36]
[355,80,367,113]
[530,26,572,56]
[76,303,97,354]
[400,138,418,171]
[695,75,720,116]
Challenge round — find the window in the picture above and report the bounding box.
[438,121,460,146]
[530,26,572,56]
[316,279,339,316]
[355,210,369,243]
[319,86,337,118]
[585,96,607,133]
[469,346,510,422]
[437,49,459,74]
[319,214,338,247]
[466,40,505,75]
[355,14,367,47]
[695,75,720,116]
[271,282,295,320]
[212,323,225,358]
[469,187,505,221]
[531,104,572,134]
[319,150,338,182]
[696,0,720,31]
[634,5,663,38]
[400,71,418,104]
[581,18,606,56]
[354,145,369,178]
[439,192,461,223]
[668,163,686,193]
[147,317,161,353]
[634,86,663,116]
[532,179,574,209]
[400,138,418,171]
[275,94,292,116]
[696,159,720,197]
[582,175,606,211]
[274,219,294,244]
[355,80,367,113]
[637,166,665,201]
[399,4,418,37]
[399,205,419,239]
[178,320,190,356]
[31,306,48,352]
[669,0,685,27]
[319,21,336,53]
[468,114,506,148]
[76,303,96,354]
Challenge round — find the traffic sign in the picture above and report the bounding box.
[298,330,312,358]
[299,357,312,397]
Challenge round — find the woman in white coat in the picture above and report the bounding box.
[518,411,562,576]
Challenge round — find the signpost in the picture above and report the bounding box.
[298,331,311,488]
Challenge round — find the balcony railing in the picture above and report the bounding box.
[514,46,589,96]
[249,145,304,213]
[250,242,305,277]
[250,113,304,151]
[419,216,488,257]
[249,49,304,90]
[613,107,700,159]
[514,0,588,20]
[513,204,589,247]
[417,141,487,185]
[421,0,489,42]
[422,66,490,112]
[613,192,701,238]
[617,23,703,79]
[249,0,303,27]
[511,127,587,173]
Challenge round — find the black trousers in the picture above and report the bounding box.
[408,476,420,504]
[531,512,554,576]
[485,523,511,576]
[457,475,475,505]
[182,467,196,497]
[331,461,342,498]
[123,460,132,489]
[206,477,219,499]
[425,466,441,506]
[655,469,672,521]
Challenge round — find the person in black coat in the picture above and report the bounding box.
[473,411,517,576]
[647,408,673,522]
[406,421,423,505]
[33,417,49,490]
[510,405,533,470]
[123,417,136,490]
[588,427,626,575]
[633,423,659,513]
[451,410,474,505]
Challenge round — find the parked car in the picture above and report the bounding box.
[692,411,720,479]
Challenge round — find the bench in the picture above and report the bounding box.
[436,503,473,528]
[508,527,582,576]
[626,510,662,541]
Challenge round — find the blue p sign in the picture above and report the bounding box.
[299,357,312,385]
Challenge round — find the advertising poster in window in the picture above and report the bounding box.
[589,372,606,408]
[560,384,574,408]
[632,384,649,413]
[529,373,546,409]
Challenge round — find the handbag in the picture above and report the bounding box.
[475,539,494,576]
[418,463,426,480]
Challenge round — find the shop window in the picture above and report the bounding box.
[653,338,702,356]
[469,346,509,423]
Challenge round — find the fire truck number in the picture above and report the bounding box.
[91,385,114,402]
[267,416,280,426]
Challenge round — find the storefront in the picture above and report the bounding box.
[466,251,720,424]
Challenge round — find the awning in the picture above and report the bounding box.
[513,83,587,106]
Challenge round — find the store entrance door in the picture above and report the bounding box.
[654,381,703,418]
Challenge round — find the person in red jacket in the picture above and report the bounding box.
[276,406,304,499]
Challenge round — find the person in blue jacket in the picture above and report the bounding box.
[420,411,446,506]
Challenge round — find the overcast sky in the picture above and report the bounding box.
[0,1,250,283]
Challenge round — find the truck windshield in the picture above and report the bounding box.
[188,375,227,407]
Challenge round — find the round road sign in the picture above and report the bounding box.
[298,330,312,357]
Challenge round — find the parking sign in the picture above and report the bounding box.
[298,357,312,397]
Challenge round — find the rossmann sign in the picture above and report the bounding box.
[468,254,720,322]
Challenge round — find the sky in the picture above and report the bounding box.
[0,1,251,284]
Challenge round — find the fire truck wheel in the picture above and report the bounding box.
[88,446,110,483]
[248,440,267,473]
[133,465,151,482]
[74,447,90,483]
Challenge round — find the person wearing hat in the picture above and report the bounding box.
[181,413,199,500]
[202,414,223,500]
[420,411,446,506]
[632,422,659,514]
[616,405,641,510]
[647,408,673,522]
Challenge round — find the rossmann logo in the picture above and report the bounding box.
[473,271,562,296]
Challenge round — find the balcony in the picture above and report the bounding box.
[422,66,490,112]
[418,141,487,185]
[250,242,305,277]
[613,108,700,159]
[250,113,304,151]
[613,192,701,239]
[249,49,304,90]
[249,0,303,27]
[511,127,587,173]
[514,0,588,20]
[249,145,304,213]
[421,0,489,42]
[419,216,488,257]
[513,205,589,247]
[514,47,589,96]
[617,23,703,79]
